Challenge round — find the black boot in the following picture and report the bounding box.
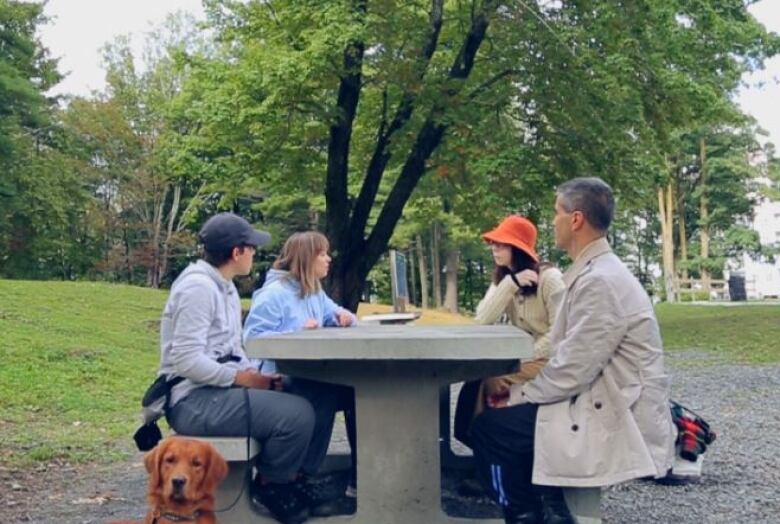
[536,486,576,524]
[502,494,543,524]
[503,506,541,524]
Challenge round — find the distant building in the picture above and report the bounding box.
[732,176,780,299]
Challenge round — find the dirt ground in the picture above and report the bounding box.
[0,450,499,523]
[0,452,150,523]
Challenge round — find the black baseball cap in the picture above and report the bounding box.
[198,213,271,252]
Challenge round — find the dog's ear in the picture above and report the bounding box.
[201,442,228,494]
[144,438,167,490]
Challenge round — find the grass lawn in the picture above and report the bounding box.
[656,303,780,364]
[1,279,777,468]
[0,279,167,467]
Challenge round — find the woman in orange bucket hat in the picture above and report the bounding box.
[454,215,565,460]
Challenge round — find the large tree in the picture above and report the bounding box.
[0,0,77,278]
[187,0,716,309]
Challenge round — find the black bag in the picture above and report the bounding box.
[141,374,184,407]
[133,422,163,451]
[133,374,185,451]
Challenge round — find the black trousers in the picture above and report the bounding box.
[454,379,482,449]
[470,403,539,513]
[284,377,356,481]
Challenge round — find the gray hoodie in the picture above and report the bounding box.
[158,260,253,407]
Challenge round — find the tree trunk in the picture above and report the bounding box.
[159,183,181,286]
[416,234,429,309]
[699,138,711,295]
[431,223,442,308]
[443,247,459,313]
[408,247,418,307]
[677,182,688,281]
[658,183,676,302]
[322,0,496,310]
[148,184,169,288]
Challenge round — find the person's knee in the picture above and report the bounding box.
[250,392,316,441]
[287,394,316,436]
[469,408,508,452]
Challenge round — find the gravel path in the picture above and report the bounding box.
[2,350,779,523]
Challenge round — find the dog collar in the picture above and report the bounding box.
[152,508,203,523]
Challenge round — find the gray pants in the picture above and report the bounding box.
[167,386,315,483]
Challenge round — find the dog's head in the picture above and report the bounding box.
[144,437,228,512]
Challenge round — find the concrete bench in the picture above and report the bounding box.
[177,435,267,523]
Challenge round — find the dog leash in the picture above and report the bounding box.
[213,387,253,514]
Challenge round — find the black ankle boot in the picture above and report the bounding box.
[503,506,541,524]
[536,486,576,524]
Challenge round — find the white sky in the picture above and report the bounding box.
[39,0,205,96]
[37,0,780,148]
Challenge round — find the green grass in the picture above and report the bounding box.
[656,303,780,364]
[1,279,778,468]
[0,279,166,467]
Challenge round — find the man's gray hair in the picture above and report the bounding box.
[556,177,615,232]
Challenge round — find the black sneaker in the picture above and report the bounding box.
[292,476,336,507]
[251,480,310,524]
[309,495,357,517]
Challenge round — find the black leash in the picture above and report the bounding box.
[214,386,253,514]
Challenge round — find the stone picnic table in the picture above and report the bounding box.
[245,324,533,524]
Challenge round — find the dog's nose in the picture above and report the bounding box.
[172,477,186,491]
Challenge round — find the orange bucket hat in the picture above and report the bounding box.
[482,215,539,262]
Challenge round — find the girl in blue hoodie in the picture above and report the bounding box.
[244,231,358,510]
[244,231,356,370]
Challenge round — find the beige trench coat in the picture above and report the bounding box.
[508,238,675,487]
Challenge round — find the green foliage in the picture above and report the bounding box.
[2,0,779,311]
[0,1,59,152]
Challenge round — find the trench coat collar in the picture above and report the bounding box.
[562,236,612,288]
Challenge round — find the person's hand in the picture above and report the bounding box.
[336,310,354,327]
[269,374,284,391]
[486,389,511,409]
[513,269,539,287]
[234,369,282,390]
[303,318,319,329]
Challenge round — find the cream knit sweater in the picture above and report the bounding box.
[474,267,565,359]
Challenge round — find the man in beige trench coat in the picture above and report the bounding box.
[470,177,676,524]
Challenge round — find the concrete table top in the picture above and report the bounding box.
[247,324,532,360]
[245,324,534,524]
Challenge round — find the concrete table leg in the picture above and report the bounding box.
[276,360,516,524]
[342,371,444,523]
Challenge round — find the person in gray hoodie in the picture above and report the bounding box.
[159,213,319,524]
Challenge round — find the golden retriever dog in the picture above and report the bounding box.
[110,436,228,524]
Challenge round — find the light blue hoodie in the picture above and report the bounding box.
[242,269,357,372]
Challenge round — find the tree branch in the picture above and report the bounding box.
[348,0,444,248]
[363,1,495,266]
[324,0,366,246]
[467,68,521,100]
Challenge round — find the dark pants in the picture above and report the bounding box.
[167,386,315,483]
[471,403,539,513]
[454,379,482,449]
[284,377,356,481]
